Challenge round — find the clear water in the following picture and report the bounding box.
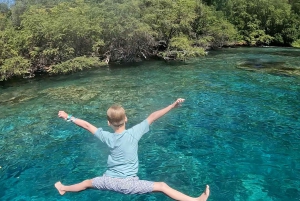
[0,47,299,201]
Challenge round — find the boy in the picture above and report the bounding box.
[55,98,210,201]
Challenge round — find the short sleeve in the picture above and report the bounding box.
[129,119,150,141]
[94,128,106,143]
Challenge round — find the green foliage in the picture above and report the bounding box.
[290,0,300,14]
[291,39,300,47]
[247,30,274,46]
[170,36,193,50]
[0,5,12,31]
[141,0,198,42]
[207,0,300,45]
[95,0,156,62]
[50,56,107,74]
[1,0,300,81]
[0,27,27,61]
[21,1,103,66]
[159,36,206,61]
[193,4,238,48]
[0,56,30,81]
[0,3,9,13]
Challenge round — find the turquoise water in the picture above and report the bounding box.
[0,47,299,201]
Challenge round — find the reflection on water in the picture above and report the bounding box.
[0,47,300,201]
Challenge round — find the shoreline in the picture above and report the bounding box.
[1,46,298,85]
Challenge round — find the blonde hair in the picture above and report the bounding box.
[107,104,126,127]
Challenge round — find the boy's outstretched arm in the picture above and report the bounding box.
[58,111,97,134]
[147,98,185,125]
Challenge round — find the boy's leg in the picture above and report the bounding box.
[153,182,209,201]
[55,179,93,195]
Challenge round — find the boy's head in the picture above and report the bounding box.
[107,104,127,127]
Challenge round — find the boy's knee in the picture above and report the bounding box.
[154,182,169,191]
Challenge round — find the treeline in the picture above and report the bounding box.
[0,0,300,81]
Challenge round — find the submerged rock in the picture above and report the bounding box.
[237,59,300,77]
[0,90,38,105]
[39,86,98,102]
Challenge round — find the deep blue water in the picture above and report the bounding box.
[0,47,300,201]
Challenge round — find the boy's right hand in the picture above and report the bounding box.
[58,111,68,120]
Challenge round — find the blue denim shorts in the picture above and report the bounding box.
[92,175,154,194]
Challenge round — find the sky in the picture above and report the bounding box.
[0,0,14,6]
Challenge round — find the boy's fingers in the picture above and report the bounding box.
[177,98,185,103]
[174,98,185,107]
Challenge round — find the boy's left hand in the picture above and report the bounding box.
[173,98,185,108]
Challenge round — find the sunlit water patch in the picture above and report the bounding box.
[0,47,299,201]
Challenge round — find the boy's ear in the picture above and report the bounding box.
[107,121,111,126]
[125,116,128,123]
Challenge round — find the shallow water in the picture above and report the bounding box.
[0,47,300,201]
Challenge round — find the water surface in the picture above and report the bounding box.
[0,47,300,201]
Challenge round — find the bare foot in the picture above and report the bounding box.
[197,185,210,201]
[55,181,66,195]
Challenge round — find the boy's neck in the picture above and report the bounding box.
[113,125,126,134]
